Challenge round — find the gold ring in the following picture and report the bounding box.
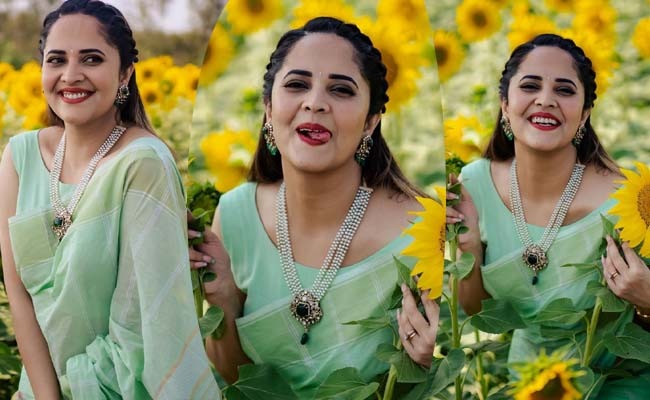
[610,271,620,280]
[404,330,417,342]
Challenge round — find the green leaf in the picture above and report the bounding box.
[313,367,379,400]
[470,299,527,333]
[199,305,224,339]
[387,285,403,310]
[394,256,414,291]
[224,364,297,399]
[465,340,510,356]
[600,213,616,238]
[532,298,586,326]
[342,315,391,330]
[401,349,465,399]
[375,343,428,383]
[597,288,627,313]
[539,326,581,341]
[574,366,596,396]
[603,323,650,363]
[202,270,217,283]
[445,252,475,280]
[427,349,465,395]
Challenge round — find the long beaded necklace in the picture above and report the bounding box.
[509,159,584,285]
[50,125,126,240]
[276,181,372,345]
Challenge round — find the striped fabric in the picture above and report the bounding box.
[8,131,220,399]
[220,182,414,398]
[462,158,650,399]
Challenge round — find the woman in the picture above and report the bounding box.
[447,34,650,397]
[189,17,439,396]
[0,1,219,398]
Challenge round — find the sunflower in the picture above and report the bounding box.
[456,0,501,43]
[545,0,576,13]
[563,28,617,96]
[0,62,15,92]
[609,162,650,257]
[21,99,47,130]
[8,62,43,114]
[290,0,355,28]
[572,0,616,40]
[632,18,650,59]
[510,349,584,400]
[508,12,558,49]
[171,64,201,101]
[225,0,283,34]
[444,115,484,163]
[360,19,424,112]
[377,0,431,42]
[136,56,172,84]
[401,186,445,299]
[433,30,465,83]
[199,24,235,86]
[200,129,257,193]
[138,81,163,108]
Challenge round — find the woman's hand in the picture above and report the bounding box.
[603,235,650,313]
[397,284,439,368]
[188,212,244,317]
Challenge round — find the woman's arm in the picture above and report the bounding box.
[191,207,252,383]
[446,178,490,315]
[0,145,60,399]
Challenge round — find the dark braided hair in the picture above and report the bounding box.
[484,33,617,172]
[249,16,424,197]
[40,0,152,131]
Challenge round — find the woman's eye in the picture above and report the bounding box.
[557,87,576,95]
[84,55,103,64]
[284,80,308,90]
[46,57,65,65]
[331,85,355,96]
[520,83,539,91]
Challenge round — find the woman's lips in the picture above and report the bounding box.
[296,123,332,145]
[528,113,560,131]
[59,89,93,104]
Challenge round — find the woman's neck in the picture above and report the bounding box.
[513,145,579,200]
[281,162,364,234]
[61,116,119,171]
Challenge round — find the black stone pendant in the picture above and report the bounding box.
[296,303,310,318]
[532,275,538,285]
[300,332,309,345]
[53,216,63,227]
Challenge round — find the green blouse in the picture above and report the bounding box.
[8,131,220,399]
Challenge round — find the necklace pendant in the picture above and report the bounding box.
[522,244,548,273]
[290,290,323,344]
[52,212,72,240]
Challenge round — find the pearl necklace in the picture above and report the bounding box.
[509,159,584,285]
[276,182,372,344]
[50,125,126,240]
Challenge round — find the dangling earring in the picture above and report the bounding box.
[262,122,277,156]
[501,116,514,141]
[354,135,373,166]
[114,83,130,106]
[573,124,586,146]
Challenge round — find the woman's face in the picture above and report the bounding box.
[266,33,380,174]
[502,45,590,154]
[41,14,131,127]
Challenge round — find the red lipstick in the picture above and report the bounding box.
[296,123,332,145]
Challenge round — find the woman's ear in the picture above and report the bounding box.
[120,64,134,85]
[364,113,381,135]
[500,98,509,120]
[580,108,592,126]
[264,101,272,123]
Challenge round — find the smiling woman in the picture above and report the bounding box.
[0,0,219,398]
[189,16,440,397]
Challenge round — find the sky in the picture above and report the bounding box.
[3,0,196,33]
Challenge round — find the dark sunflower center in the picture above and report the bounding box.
[246,0,265,13]
[531,376,565,400]
[639,184,650,226]
[145,92,158,104]
[143,69,153,79]
[382,51,398,86]
[435,45,449,67]
[471,10,488,28]
[439,225,445,254]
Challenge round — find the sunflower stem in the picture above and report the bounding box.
[582,296,602,367]
[382,338,402,400]
[448,236,463,400]
[474,329,488,400]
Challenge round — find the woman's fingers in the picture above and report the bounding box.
[189,247,214,269]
